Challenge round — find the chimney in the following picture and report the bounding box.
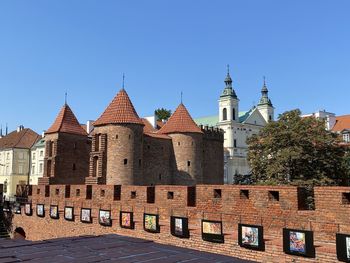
[17,125,24,132]
[86,120,94,134]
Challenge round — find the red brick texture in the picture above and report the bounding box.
[13,185,350,263]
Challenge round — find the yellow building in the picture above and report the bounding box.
[0,126,40,199]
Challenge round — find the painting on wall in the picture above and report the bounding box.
[238,224,264,251]
[336,233,350,262]
[120,211,134,229]
[64,206,74,221]
[36,204,45,217]
[24,203,32,216]
[50,205,59,219]
[201,219,224,243]
[81,208,92,223]
[283,228,315,257]
[99,209,112,226]
[144,213,159,233]
[170,216,189,238]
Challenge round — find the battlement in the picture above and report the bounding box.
[13,184,350,262]
[199,125,224,141]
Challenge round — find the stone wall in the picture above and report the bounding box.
[13,184,350,262]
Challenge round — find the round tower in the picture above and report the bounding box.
[93,89,144,185]
[158,103,203,185]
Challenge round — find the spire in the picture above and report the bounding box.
[65,92,67,105]
[0,125,2,137]
[94,89,143,126]
[158,103,203,134]
[258,76,273,106]
[122,73,125,90]
[46,104,87,135]
[6,123,8,135]
[221,65,237,98]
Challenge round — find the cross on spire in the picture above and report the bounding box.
[180,91,183,104]
[65,92,67,105]
[122,73,125,89]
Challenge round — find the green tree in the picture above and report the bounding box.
[155,108,171,121]
[247,109,348,187]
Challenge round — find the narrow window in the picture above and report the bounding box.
[55,189,59,195]
[232,108,236,120]
[124,159,128,165]
[100,189,105,197]
[223,108,227,121]
[76,189,80,197]
[72,163,76,170]
[234,139,237,148]
[167,191,174,199]
[139,159,142,166]
[187,161,191,167]
[131,191,136,199]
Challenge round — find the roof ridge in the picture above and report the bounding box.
[14,128,28,148]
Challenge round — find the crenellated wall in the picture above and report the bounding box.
[13,185,350,263]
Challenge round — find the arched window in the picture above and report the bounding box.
[233,108,236,120]
[223,108,227,121]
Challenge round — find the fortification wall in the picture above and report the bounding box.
[12,185,350,262]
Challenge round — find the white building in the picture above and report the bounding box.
[29,137,45,185]
[301,110,336,131]
[0,126,40,199]
[195,70,274,184]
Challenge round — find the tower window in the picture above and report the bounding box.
[124,159,128,165]
[139,159,142,166]
[178,142,180,146]
[116,135,118,139]
[187,161,191,167]
[269,115,272,121]
[72,163,76,170]
[234,139,237,148]
[223,108,227,121]
[159,174,161,180]
[233,108,236,120]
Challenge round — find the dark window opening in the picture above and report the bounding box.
[116,135,118,139]
[65,185,71,198]
[139,159,142,166]
[113,185,121,201]
[159,174,161,180]
[233,108,236,120]
[178,142,180,146]
[269,115,272,121]
[45,185,50,197]
[223,108,227,121]
[187,186,196,207]
[214,189,222,199]
[86,185,92,200]
[72,163,76,170]
[234,139,237,148]
[100,189,105,197]
[268,191,280,201]
[167,191,174,199]
[131,191,136,199]
[187,161,191,167]
[124,159,128,165]
[128,134,131,139]
[240,189,249,199]
[55,189,59,195]
[147,187,155,203]
[342,192,350,205]
[76,189,80,197]
[147,145,150,150]
[37,189,40,195]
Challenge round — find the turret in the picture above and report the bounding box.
[257,77,274,122]
[89,88,144,185]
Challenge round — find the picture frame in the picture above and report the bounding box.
[36,204,45,217]
[64,206,74,221]
[50,205,59,219]
[24,203,32,216]
[81,208,92,223]
[99,209,112,226]
[170,216,189,238]
[283,228,315,258]
[238,224,265,251]
[336,233,350,262]
[201,219,224,243]
[143,213,160,233]
[120,211,134,229]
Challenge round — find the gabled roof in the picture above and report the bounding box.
[332,115,350,132]
[46,104,87,136]
[0,128,40,150]
[141,118,157,133]
[241,107,267,126]
[94,89,143,126]
[158,104,203,134]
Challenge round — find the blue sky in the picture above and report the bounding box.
[0,0,349,133]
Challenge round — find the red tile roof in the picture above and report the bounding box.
[0,128,40,149]
[158,103,203,134]
[332,115,350,132]
[94,89,144,126]
[46,104,87,136]
[141,118,157,133]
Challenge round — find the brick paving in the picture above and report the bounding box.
[0,234,255,263]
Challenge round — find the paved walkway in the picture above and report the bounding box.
[0,234,256,262]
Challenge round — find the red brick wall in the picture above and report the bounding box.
[13,185,350,262]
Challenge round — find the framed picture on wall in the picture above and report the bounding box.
[201,219,224,243]
[336,233,350,262]
[99,209,112,226]
[238,224,264,251]
[283,228,315,257]
[36,204,45,217]
[144,213,160,233]
[64,206,74,221]
[81,208,92,223]
[170,216,189,238]
[25,203,32,216]
[120,211,134,229]
[50,205,59,219]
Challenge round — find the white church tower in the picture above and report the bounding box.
[257,77,274,123]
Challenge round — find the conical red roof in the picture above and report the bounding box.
[46,104,87,135]
[94,89,143,126]
[158,104,203,134]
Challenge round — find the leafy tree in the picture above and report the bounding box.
[155,108,171,121]
[247,109,348,187]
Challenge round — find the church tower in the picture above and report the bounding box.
[257,78,274,123]
[217,66,239,155]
